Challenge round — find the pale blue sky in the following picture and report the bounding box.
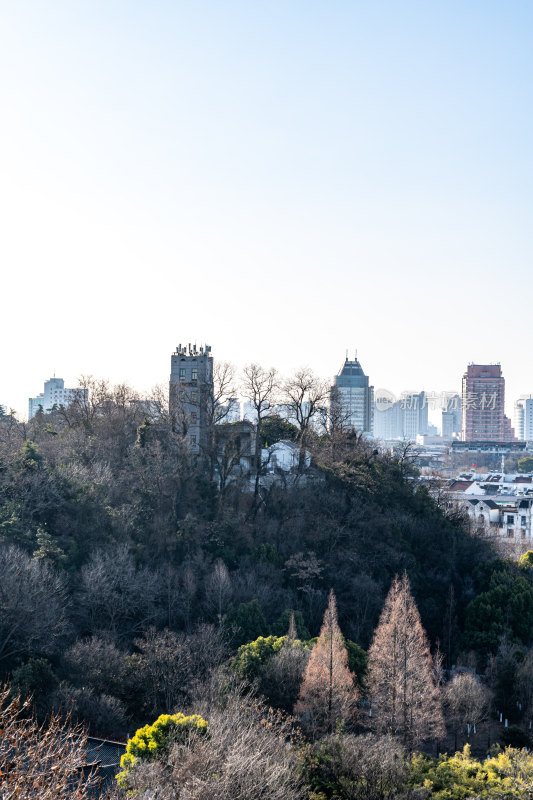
[1,2,532,418]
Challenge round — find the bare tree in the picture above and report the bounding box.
[443,672,493,750]
[205,559,233,624]
[202,361,238,477]
[241,364,278,497]
[62,635,127,696]
[295,589,358,735]
[122,691,305,800]
[259,635,310,712]
[210,361,238,426]
[0,684,120,799]
[281,367,329,469]
[303,732,406,800]
[180,562,197,632]
[516,648,533,723]
[134,627,190,715]
[368,572,444,751]
[76,545,162,639]
[0,407,25,452]
[0,544,69,664]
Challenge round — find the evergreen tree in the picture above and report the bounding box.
[295,589,358,735]
[368,572,444,751]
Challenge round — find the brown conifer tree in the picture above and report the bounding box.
[368,573,444,751]
[295,589,358,735]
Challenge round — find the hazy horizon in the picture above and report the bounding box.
[2,2,532,419]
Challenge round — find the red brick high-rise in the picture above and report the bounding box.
[461,364,505,441]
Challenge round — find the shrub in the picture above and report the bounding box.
[117,712,208,786]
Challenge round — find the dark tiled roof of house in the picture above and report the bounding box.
[85,738,126,787]
[449,480,474,491]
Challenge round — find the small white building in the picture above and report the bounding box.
[262,440,311,472]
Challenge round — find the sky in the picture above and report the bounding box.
[1,1,532,420]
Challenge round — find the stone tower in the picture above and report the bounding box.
[169,343,214,453]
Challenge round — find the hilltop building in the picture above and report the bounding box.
[28,377,87,419]
[169,343,214,453]
[332,355,374,436]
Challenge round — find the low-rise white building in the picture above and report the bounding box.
[262,440,311,472]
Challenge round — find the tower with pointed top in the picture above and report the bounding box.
[332,355,374,436]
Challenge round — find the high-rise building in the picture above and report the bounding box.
[461,364,506,441]
[374,391,430,441]
[442,394,462,441]
[515,396,533,441]
[169,343,213,453]
[28,377,87,419]
[332,356,374,436]
[402,391,428,440]
[373,399,403,440]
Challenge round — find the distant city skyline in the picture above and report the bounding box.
[16,351,530,433]
[1,3,532,419]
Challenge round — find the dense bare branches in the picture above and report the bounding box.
[211,361,238,426]
[0,545,69,664]
[0,684,111,800]
[303,732,407,800]
[205,558,233,623]
[368,573,444,751]
[443,671,492,747]
[259,636,310,712]
[123,692,305,800]
[76,545,162,638]
[282,367,329,448]
[241,363,278,495]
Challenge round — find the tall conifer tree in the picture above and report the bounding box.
[368,573,444,750]
[295,589,358,734]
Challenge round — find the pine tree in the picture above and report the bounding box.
[368,573,444,751]
[295,589,358,735]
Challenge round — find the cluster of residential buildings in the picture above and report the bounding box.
[445,470,533,544]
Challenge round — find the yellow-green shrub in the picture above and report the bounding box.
[116,712,208,786]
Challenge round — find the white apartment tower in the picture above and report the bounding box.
[28,378,86,419]
[515,396,533,441]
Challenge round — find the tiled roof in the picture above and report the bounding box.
[449,480,474,491]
